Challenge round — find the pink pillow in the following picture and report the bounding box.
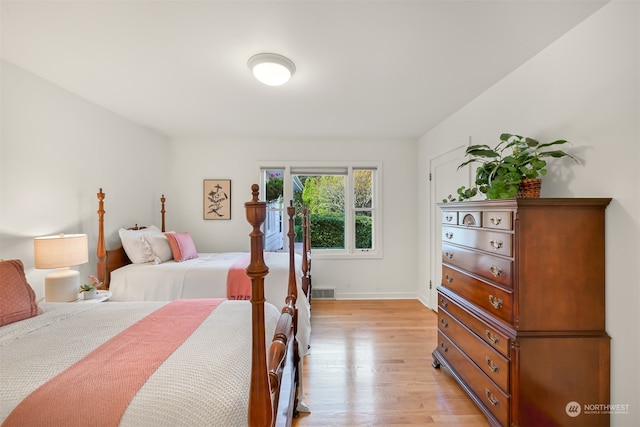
[165,232,198,262]
[0,259,42,326]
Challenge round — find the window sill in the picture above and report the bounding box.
[310,251,382,260]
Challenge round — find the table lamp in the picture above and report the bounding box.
[34,233,88,302]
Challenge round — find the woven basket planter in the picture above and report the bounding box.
[517,178,541,198]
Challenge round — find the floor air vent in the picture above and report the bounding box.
[311,288,336,300]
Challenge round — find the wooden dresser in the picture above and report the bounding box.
[432,198,611,427]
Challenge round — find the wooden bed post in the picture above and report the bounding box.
[245,184,272,427]
[160,194,166,232]
[286,201,300,413]
[286,202,299,354]
[301,207,311,300]
[286,201,298,308]
[96,188,106,288]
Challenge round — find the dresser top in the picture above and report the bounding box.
[437,197,611,210]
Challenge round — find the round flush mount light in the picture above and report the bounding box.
[248,53,296,86]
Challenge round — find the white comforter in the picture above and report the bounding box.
[109,252,311,354]
[0,300,279,427]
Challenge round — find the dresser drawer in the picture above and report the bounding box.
[458,211,481,227]
[442,243,513,288]
[437,331,510,427]
[482,211,513,231]
[438,292,511,358]
[442,211,458,225]
[439,309,510,392]
[442,265,513,326]
[442,226,512,257]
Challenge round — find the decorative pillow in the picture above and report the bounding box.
[165,232,198,262]
[0,259,42,327]
[146,234,174,263]
[119,225,163,264]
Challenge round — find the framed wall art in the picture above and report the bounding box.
[203,179,231,220]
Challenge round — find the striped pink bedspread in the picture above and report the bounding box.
[2,299,223,427]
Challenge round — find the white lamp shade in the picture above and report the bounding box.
[34,234,88,269]
[248,53,296,86]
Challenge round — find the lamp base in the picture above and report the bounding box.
[45,268,80,302]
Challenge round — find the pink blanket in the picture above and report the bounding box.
[227,253,271,300]
[3,299,223,427]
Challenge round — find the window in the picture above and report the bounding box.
[263,169,285,251]
[261,163,382,258]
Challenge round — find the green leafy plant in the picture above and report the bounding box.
[79,275,102,293]
[442,186,477,203]
[265,177,283,202]
[455,133,577,200]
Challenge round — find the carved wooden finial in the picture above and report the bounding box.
[97,188,105,217]
[287,199,295,217]
[244,184,268,270]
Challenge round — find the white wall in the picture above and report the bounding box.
[0,59,420,302]
[417,2,640,426]
[165,137,419,299]
[0,60,170,300]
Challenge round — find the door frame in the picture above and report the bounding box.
[427,143,469,310]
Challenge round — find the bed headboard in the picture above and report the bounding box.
[96,188,166,288]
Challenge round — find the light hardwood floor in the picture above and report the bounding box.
[292,299,491,427]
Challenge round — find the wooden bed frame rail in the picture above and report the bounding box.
[301,207,312,301]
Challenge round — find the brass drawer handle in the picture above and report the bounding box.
[489,239,503,250]
[445,215,454,222]
[489,265,503,277]
[440,342,448,353]
[444,274,453,283]
[488,295,503,309]
[485,330,500,345]
[444,251,453,259]
[445,232,453,239]
[490,216,502,226]
[440,317,448,328]
[440,298,448,309]
[485,356,500,373]
[485,389,499,406]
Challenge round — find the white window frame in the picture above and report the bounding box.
[258,161,383,259]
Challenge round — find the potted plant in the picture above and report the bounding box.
[79,275,102,300]
[455,133,577,200]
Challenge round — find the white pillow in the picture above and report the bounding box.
[118,226,163,264]
[146,233,174,263]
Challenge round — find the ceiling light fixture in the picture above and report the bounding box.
[248,53,296,86]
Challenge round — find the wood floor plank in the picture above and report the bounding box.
[293,300,490,426]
